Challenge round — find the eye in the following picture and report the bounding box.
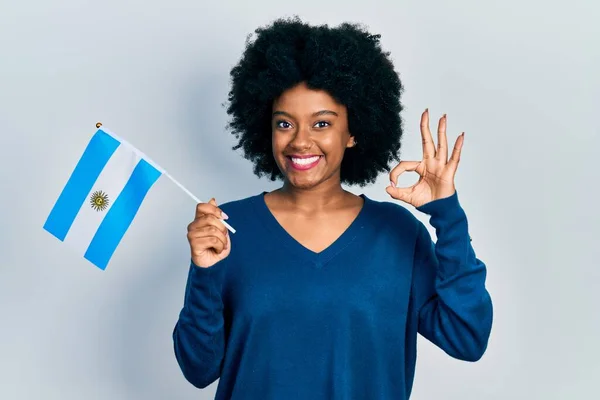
[314,121,330,128]
[276,120,292,129]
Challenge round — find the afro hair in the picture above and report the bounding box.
[225,17,404,187]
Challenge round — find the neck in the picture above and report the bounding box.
[276,178,349,212]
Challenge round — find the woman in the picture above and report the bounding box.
[173,17,493,400]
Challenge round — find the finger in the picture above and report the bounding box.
[448,132,465,167]
[188,214,229,236]
[190,235,226,254]
[437,114,448,161]
[189,223,229,240]
[386,184,414,202]
[389,160,422,187]
[420,109,436,159]
[195,198,228,220]
[189,226,229,252]
[189,229,228,251]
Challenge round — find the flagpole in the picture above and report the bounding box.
[162,169,236,234]
[95,122,236,234]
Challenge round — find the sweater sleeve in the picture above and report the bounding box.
[172,260,227,388]
[412,191,493,361]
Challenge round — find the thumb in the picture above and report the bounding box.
[386,185,412,202]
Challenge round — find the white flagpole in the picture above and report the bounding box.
[162,169,236,233]
[95,123,236,234]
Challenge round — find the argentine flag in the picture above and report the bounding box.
[44,127,162,270]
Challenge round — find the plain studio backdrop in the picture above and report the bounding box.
[1,0,598,399]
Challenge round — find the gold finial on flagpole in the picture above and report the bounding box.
[96,122,103,128]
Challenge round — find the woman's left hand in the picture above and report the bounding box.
[386,109,464,208]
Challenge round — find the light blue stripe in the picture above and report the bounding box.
[44,129,120,241]
[84,159,161,270]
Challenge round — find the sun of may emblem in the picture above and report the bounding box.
[90,190,109,212]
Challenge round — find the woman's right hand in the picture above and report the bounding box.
[187,198,231,268]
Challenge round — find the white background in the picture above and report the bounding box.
[1,0,598,399]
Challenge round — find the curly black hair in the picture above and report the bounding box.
[225,17,404,187]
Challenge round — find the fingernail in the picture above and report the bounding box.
[443,113,447,119]
[221,211,229,220]
[390,180,395,187]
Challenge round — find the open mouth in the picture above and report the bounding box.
[286,155,323,171]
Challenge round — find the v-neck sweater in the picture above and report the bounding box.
[172,191,493,400]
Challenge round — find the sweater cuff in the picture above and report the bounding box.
[188,259,227,293]
[181,259,226,324]
[416,190,465,219]
[416,191,471,240]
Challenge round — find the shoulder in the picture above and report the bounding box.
[362,195,422,235]
[364,194,417,221]
[214,192,264,227]
[218,192,261,210]
[217,192,263,214]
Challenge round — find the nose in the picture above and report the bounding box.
[288,125,312,151]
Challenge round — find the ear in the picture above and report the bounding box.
[346,135,357,148]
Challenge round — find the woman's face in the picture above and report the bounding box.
[271,82,355,190]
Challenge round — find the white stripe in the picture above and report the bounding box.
[98,126,236,234]
[99,127,165,174]
[63,143,142,256]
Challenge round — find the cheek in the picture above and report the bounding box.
[319,136,347,156]
[271,132,283,150]
[271,134,289,159]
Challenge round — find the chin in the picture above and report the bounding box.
[285,176,321,190]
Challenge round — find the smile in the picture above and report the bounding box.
[287,155,322,171]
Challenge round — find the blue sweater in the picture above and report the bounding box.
[172,191,493,399]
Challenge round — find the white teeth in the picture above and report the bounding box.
[291,156,320,165]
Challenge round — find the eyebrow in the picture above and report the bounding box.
[272,110,338,118]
